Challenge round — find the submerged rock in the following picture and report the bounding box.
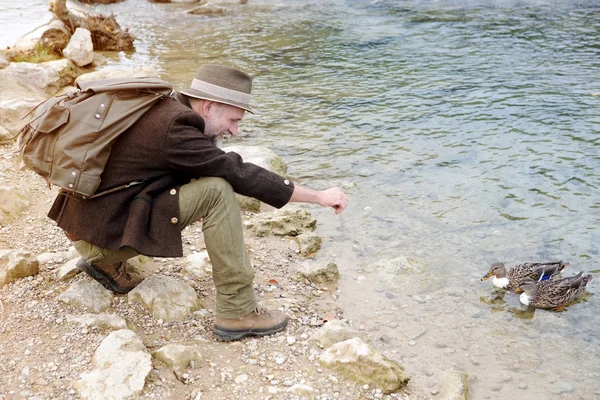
[223,145,288,212]
[299,261,339,285]
[438,370,469,400]
[318,337,410,394]
[244,206,317,237]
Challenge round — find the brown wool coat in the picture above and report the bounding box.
[48,94,294,257]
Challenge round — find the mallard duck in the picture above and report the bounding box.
[518,272,593,309]
[481,261,570,291]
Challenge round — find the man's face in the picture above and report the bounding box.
[203,103,245,148]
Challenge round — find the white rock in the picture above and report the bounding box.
[183,251,212,279]
[0,250,39,287]
[56,257,81,281]
[74,330,152,400]
[66,313,127,330]
[309,319,363,348]
[63,28,93,67]
[58,280,113,313]
[287,384,314,397]
[152,344,203,377]
[128,275,201,322]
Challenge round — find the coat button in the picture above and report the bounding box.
[170,189,177,195]
[171,217,178,224]
[283,179,290,185]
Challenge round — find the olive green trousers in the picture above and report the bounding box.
[72,177,257,318]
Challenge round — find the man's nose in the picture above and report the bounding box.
[228,123,239,136]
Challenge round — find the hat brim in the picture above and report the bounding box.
[180,88,254,114]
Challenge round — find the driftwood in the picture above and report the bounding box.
[40,20,71,56]
[51,0,135,51]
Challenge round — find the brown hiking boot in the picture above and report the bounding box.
[213,308,289,341]
[76,258,143,294]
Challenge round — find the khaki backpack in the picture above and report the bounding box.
[18,77,175,199]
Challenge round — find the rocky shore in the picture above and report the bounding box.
[0,140,424,399]
[0,4,470,399]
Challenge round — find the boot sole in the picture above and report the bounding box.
[213,317,289,341]
[76,258,133,294]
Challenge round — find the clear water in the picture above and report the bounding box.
[2,0,599,397]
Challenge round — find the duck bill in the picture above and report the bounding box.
[481,273,492,281]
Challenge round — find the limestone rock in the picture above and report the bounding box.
[76,65,160,83]
[318,337,410,394]
[364,256,425,276]
[287,384,314,397]
[223,146,288,176]
[0,97,43,137]
[188,3,226,15]
[66,313,128,330]
[75,329,152,400]
[299,261,339,285]
[183,251,212,280]
[0,250,39,287]
[309,319,363,348]
[0,59,80,135]
[0,186,31,226]
[128,276,201,322]
[295,232,322,257]
[223,146,288,212]
[57,279,114,313]
[37,246,78,266]
[152,344,203,377]
[57,257,81,281]
[0,59,79,97]
[244,207,316,237]
[63,28,94,67]
[438,370,469,400]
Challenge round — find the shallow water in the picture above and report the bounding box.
[2,0,600,397]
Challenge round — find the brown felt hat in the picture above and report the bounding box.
[180,64,254,113]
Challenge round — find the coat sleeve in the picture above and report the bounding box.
[164,110,294,208]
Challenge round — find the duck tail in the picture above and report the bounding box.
[558,261,571,273]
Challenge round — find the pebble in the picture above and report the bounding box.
[413,295,426,304]
[275,354,286,365]
[234,374,248,384]
[287,336,296,345]
[408,340,416,346]
[518,383,527,390]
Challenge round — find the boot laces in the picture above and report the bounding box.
[255,307,272,317]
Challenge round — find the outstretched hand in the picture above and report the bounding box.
[318,187,348,214]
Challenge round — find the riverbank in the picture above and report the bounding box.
[0,142,428,399]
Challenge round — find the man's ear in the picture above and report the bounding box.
[201,100,216,117]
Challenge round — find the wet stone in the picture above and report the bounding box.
[548,382,576,394]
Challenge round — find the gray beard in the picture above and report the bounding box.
[212,135,223,148]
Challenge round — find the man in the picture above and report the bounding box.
[48,64,348,341]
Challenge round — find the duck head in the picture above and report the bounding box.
[481,263,509,288]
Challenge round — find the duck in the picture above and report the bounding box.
[481,261,570,291]
[518,271,593,309]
